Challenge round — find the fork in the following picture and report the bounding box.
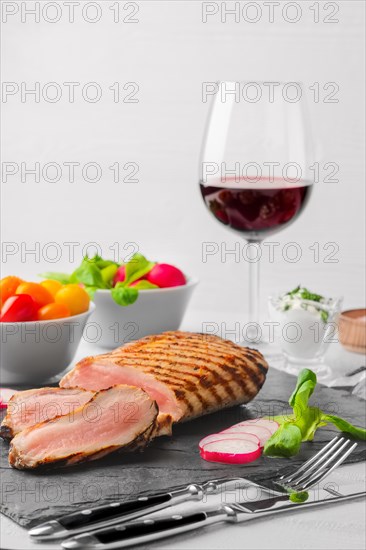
[29,436,357,541]
[271,436,358,492]
[60,436,361,549]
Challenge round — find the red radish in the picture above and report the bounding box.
[221,424,271,447]
[146,264,186,288]
[113,265,126,286]
[199,432,259,451]
[200,438,261,464]
[240,419,279,435]
[230,419,279,437]
[0,388,16,408]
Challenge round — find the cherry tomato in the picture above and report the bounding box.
[37,303,71,321]
[55,284,90,316]
[40,279,63,297]
[0,276,23,307]
[0,294,37,322]
[16,282,54,309]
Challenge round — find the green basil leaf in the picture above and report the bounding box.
[111,284,138,306]
[38,272,71,284]
[124,253,155,285]
[130,281,158,290]
[294,406,326,441]
[264,423,302,458]
[289,369,317,407]
[289,491,309,503]
[321,414,366,441]
[264,369,366,460]
[71,259,106,288]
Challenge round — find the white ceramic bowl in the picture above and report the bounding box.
[91,277,198,349]
[0,303,95,385]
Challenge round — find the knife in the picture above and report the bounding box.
[28,477,281,540]
[61,488,366,549]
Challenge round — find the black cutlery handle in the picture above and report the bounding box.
[58,493,172,529]
[93,512,208,545]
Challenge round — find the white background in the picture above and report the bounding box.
[1,0,365,330]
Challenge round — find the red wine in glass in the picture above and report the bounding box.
[200,177,312,240]
[199,81,314,346]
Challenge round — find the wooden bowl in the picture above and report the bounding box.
[338,309,366,354]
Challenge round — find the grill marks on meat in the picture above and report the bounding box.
[60,331,268,433]
[0,388,95,442]
[8,385,158,470]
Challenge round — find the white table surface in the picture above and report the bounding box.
[1,314,365,550]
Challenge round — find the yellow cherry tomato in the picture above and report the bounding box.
[41,279,63,297]
[0,276,23,307]
[16,282,54,309]
[37,303,71,321]
[55,284,90,316]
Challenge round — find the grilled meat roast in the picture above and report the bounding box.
[61,331,268,435]
[8,385,158,470]
[0,387,95,441]
[4,331,268,469]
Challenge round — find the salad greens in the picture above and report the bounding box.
[40,253,157,306]
[124,254,155,285]
[110,253,158,306]
[264,368,366,458]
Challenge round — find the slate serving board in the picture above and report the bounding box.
[1,368,365,527]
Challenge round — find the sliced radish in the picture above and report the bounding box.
[221,424,271,447]
[200,438,261,464]
[199,432,259,450]
[0,388,16,409]
[237,418,279,435]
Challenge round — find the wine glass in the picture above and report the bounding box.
[199,81,314,347]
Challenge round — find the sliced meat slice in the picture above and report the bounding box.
[60,331,268,435]
[60,358,181,428]
[8,385,158,470]
[0,387,95,441]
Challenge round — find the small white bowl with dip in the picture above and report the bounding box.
[269,287,342,377]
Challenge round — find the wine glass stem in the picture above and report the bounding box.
[248,240,262,341]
